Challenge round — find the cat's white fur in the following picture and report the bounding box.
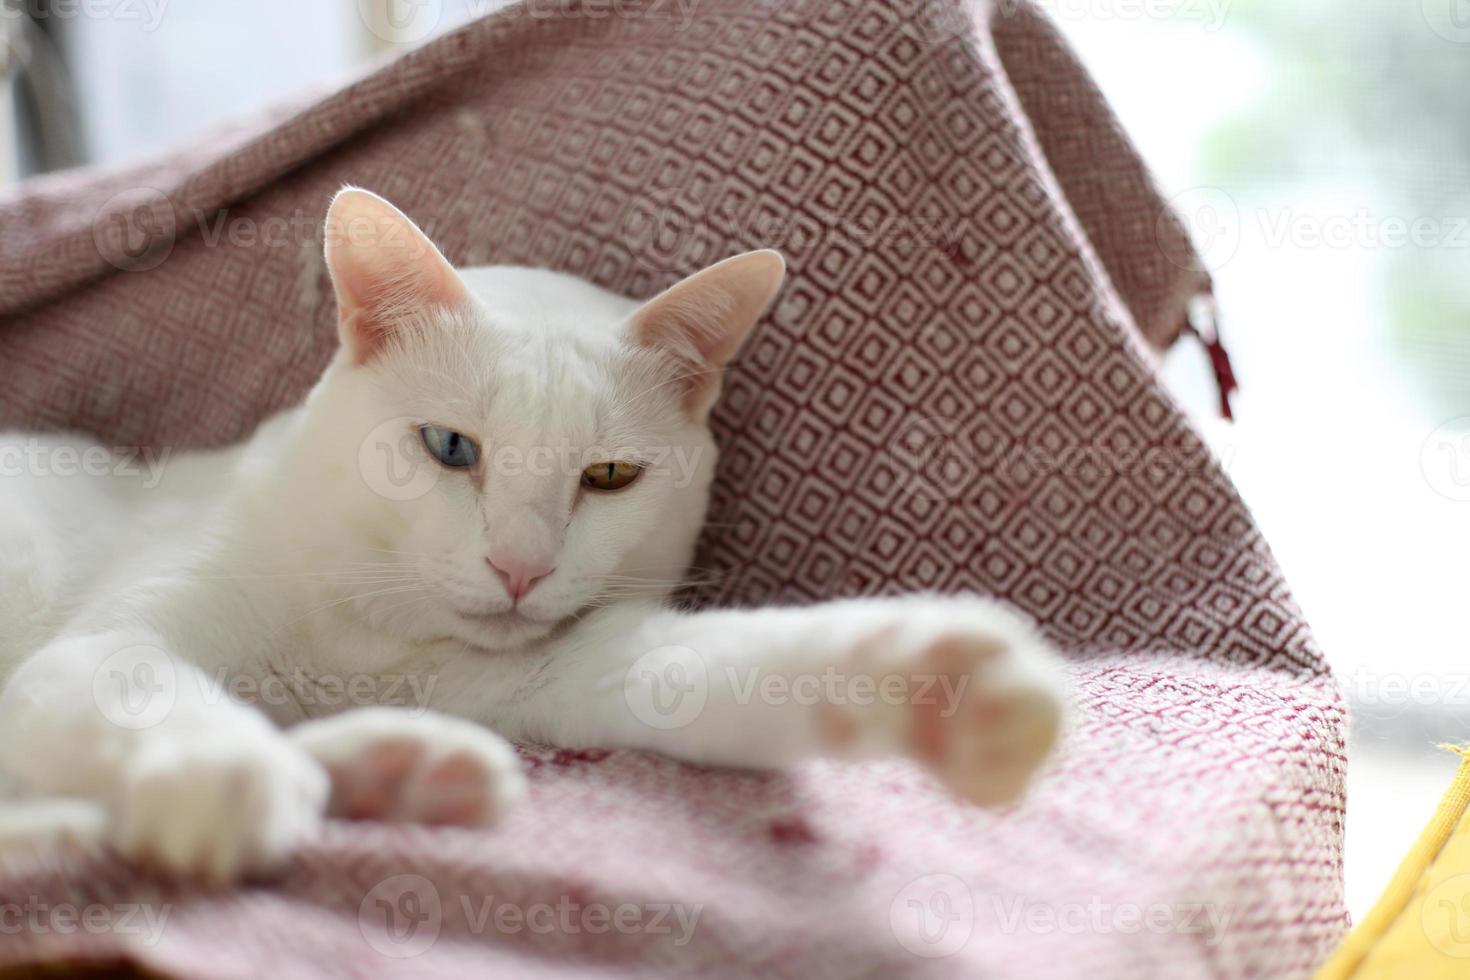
[0,189,1064,882]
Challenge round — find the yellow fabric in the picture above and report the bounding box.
[1317,748,1470,979]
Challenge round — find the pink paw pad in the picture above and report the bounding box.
[325,737,422,821]
[417,752,494,826]
[297,714,523,829]
[905,634,1060,807]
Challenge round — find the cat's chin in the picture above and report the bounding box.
[443,608,564,652]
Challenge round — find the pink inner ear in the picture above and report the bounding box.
[633,291,728,366]
[336,259,468,363]
[323,188,470,364]
[631,250,786,416]
[632,290,739,417]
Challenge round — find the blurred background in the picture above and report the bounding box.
[2,0,1466,917]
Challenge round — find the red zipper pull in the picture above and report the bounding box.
[1184,290,1238,421]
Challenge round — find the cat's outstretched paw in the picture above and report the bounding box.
[292,708,524,827]
[111,726,329,884]
[825,599,1065,807]
[903,627,1063,806]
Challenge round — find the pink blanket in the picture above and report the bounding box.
[0,1,1345,976]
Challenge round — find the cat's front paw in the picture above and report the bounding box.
[292,708,524,827]
[824,599,1065,806]
[111,726,328,883]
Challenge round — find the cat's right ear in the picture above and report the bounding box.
[323,188,469,364]
[630,250,786,420]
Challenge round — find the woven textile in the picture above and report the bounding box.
[0,1,1344,976]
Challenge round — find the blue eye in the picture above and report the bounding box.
[420,425,479,468]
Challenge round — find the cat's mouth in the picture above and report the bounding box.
[453,606,560,630]
[457,608,535,625]
[447,603,583,651]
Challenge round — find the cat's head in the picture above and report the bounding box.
[297,188,783,652]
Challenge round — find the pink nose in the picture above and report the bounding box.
[486,554,555,602]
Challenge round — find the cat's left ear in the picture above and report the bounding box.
[631,250,786,419]
[323,187,470,364]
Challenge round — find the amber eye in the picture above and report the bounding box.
[581,461,643,492]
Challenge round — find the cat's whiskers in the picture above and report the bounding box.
[190,569,423,589]
[373,592,440,622]
[284,584,432,628]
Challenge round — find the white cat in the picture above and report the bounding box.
[0,188,1064,882]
